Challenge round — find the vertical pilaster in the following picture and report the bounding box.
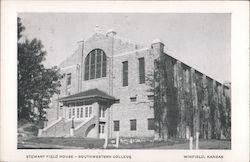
[191,68,199,138]
[93,102,100,138]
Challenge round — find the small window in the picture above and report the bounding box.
[66,73,71,85]
[122,61,128,86]
[69,109,71,119]
[80,107,83,118]
[99,124,105,133]
[77,108,79,118]
[72,108,75,117]
[114,120,120,131]
[148,95,154,101]
[89,106,92,117]
[85,107,88,117]
[138,57,145,84]
[130,97,137,102]
[130,119,136,131]
[148,118,154,130]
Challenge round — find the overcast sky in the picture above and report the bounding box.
[19,13,231,83]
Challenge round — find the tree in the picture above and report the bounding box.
[18,17,61,123]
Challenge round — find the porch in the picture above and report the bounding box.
[39,88,115,138]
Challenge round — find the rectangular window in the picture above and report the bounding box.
[69,109,71,119]
[101,125,104,133]
[114,121,120,131]
[77,108,79,118]
[122,61,128,86]
[148,118,154,130]
[99,124,105,133]
[85,107,89,117]
[138,57,145,84]
[72,108,75,117]
[80,107,83,118]
[130,97,137,102]
[147,95,154,101]
[67,73,72,85]
[130,119,136,131]
[89,106,92,117]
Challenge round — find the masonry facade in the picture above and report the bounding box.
[40,28,231,140]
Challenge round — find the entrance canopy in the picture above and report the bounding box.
[58,88,116,103]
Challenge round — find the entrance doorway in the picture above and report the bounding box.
[99,123,105,139]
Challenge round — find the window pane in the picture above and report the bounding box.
[89,106,92,117]
[84,55,90,80]
[148,118,154,130]
[102,53,107,77]
[122,61,128,86]
[77,108,79,118]
[90,51,96,79]
[72,108,75,117]
[130,119,136,131]
[67,73,71,85]
[102,125,104,133]
[80,108,83,118]
[139,57,145,84]
[114,121,120,131]
[69,109,71,119]
[85,107,88,117]
[130,97,136,102]
[85,49,107,80]
[96,50,102,78]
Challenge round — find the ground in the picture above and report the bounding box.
[18,123,231,149]
[18,137,231,149]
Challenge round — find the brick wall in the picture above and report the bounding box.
[46,30,231,140]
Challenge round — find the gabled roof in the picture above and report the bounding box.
[58,88,116,102]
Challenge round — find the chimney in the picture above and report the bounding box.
[151,38,164,59]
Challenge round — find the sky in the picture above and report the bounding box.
[19,13,231,83]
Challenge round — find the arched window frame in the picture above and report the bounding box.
[84,49,107,80]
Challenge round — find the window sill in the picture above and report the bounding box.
[83,76,107,82]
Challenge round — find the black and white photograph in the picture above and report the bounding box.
[1,1,249,162]
[17,13,231,150]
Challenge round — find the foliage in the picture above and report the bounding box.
[146,55,178,140]
[18,17,61,123]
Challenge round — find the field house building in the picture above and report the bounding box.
[39,27,231,140]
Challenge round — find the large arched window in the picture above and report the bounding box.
[84,49,107,80]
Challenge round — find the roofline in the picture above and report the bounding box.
[58,95,116,102]
[162,52,230,87]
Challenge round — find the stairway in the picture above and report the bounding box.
[74,116,97,137]
[39,118,87,137]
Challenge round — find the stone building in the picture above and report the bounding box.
[39,27,231,140]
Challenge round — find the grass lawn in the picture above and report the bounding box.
[18,137,105,149]
[18,136,231,149]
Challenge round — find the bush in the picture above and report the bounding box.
[23,125,39,134]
